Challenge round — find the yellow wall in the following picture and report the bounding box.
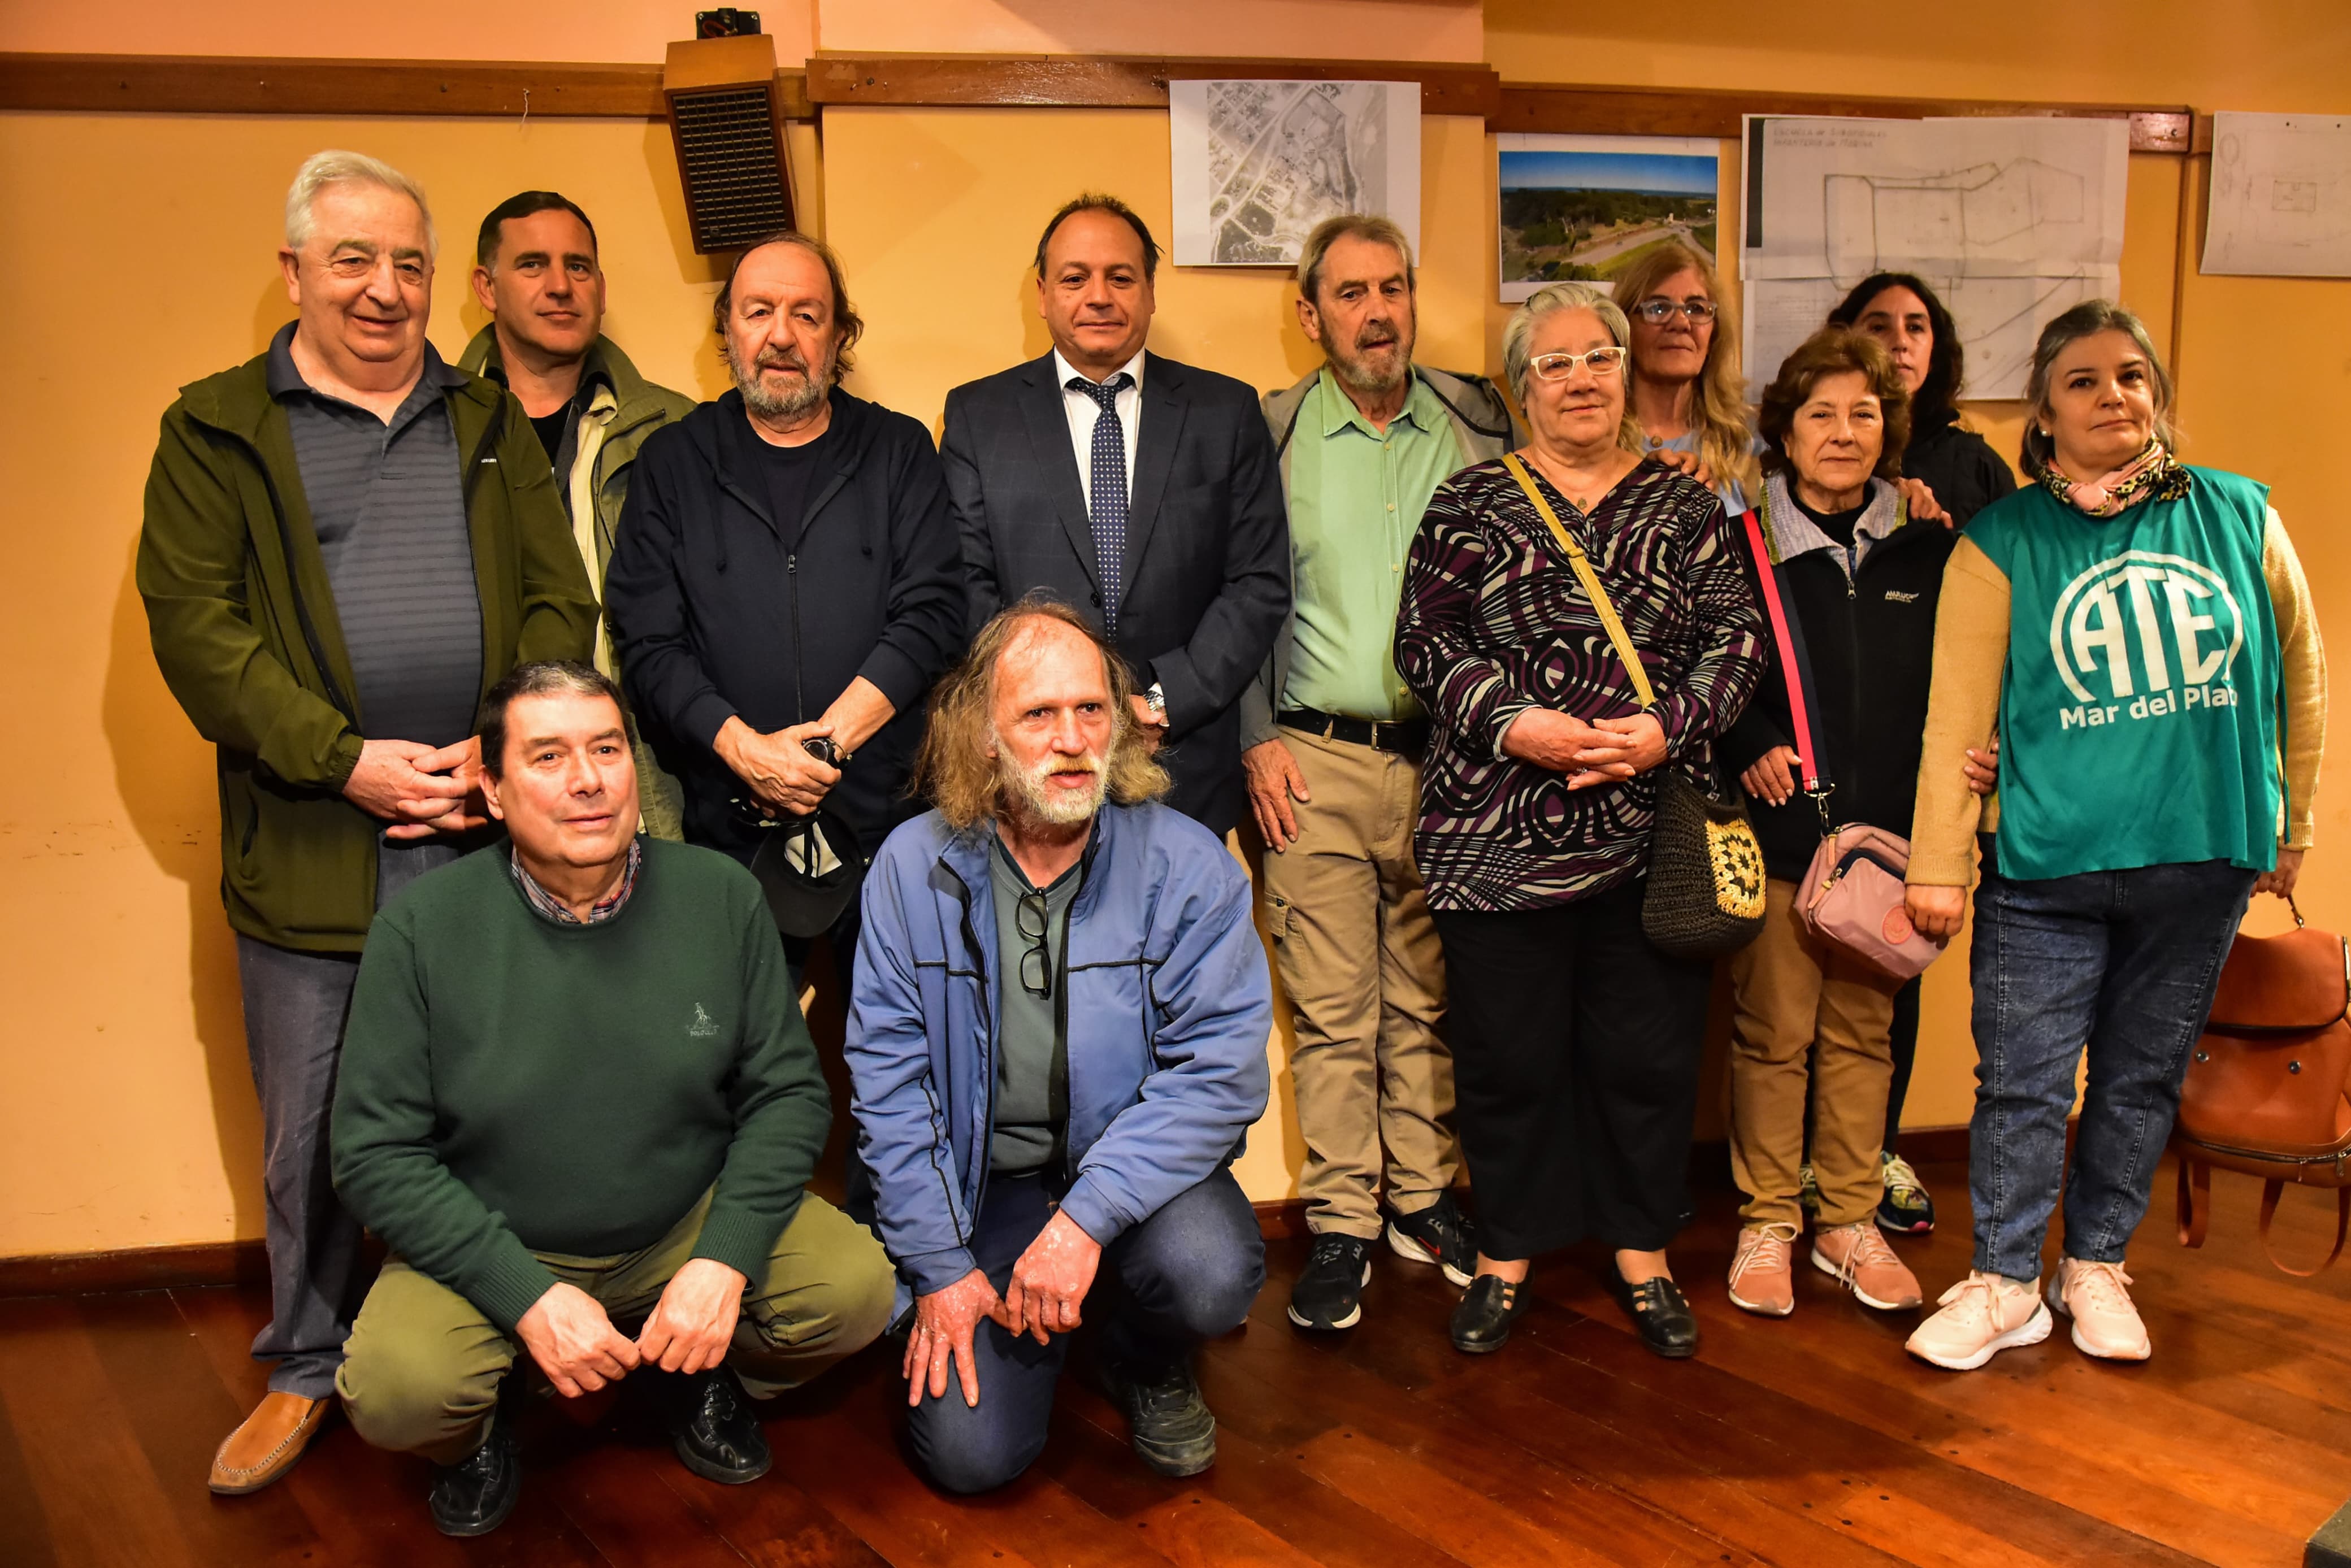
[3,0,2348,1256]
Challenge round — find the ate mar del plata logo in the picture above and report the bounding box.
[2049,549,2244,730]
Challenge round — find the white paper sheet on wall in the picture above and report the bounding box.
[1168,79,1421,267]
[1739,115,2129,399]
[2203,112,2351,278]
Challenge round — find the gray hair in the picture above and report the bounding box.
[1502,281,1632,404]
[1295,213,1415,308]
[2020,299,2177,468]
[283,149,437,257]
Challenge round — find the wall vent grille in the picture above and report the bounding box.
[670,84,793,252]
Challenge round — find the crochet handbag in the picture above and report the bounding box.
[1501,454,1763,960]
[1738,507,1947,981]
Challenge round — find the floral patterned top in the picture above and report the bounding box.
[1394,456,1766,913]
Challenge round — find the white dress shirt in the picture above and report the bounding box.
[1052,347,1145,512]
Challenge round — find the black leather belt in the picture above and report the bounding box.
[1279,707,1429,756]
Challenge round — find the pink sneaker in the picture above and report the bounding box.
[1811,1221,1923,1310]
[2046,1258,2152,1361]
[1905,1271,2051,1370]
[1727,1223,1798,1317]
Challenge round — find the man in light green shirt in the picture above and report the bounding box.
[1240,216,1516,1334]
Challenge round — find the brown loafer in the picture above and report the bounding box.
[208,1392,332,1495]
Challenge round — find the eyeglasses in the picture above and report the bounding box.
[1017,890,1053,1000]
[1633,298,1717,324]
[1529,346,1630,380]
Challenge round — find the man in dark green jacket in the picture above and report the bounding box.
[333,661,891,1537]
[459,189,698,837]
[136,150,596,1497]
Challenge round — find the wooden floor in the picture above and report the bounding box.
[5,1155,2349,1567]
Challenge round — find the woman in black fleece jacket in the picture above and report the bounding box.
[1715,329,1951,1323]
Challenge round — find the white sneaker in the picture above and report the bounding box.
[1905,1271,2051,1370]
[2046,1258,2152,1361]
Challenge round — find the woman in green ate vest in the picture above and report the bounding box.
[1899,300,2326,1373]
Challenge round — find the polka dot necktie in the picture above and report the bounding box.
[1068,372,1134,635]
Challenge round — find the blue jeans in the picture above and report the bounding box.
[903,1167,1265,1495]
[1967,858,2255,1281]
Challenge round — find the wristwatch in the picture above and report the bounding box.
[1144,682,1168,723]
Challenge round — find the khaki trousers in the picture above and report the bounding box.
[1264,726,1456,1238]
[337,1190,892,1465]
[1728,879,1898,1229]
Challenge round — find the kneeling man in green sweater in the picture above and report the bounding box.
[331,660,893,1537]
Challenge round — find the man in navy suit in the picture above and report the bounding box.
[941,194,1289,837]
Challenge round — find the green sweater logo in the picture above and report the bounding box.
[689,1003,720,1038]
[2049,549,2245,722]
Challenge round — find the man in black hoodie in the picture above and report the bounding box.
[605,233,965,990]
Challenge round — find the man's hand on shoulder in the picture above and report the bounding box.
[997,1210,1102,1347]
[905,1268,1003,1410]
[637,1258,749,1375]
[516,1281,641,1397]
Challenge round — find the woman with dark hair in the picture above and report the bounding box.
[1823,271,2015,1236]
[1717,328,1944,1321]
[1828,272,2017,530]
[1903,300,2325,1371]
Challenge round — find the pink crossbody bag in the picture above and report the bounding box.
[1738,510,1948,982]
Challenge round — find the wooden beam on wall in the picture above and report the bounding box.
[1496,83,2196,155]
[0,53,814,120]
[806,54,1503,118]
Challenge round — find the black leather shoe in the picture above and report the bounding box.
[670,1367,772,1485]
[1448,1273,1526,1354]
[1099,1356,1218,1478]
[1617,1274,1700,1359]
[428,1401,520,1537]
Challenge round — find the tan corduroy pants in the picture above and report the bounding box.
[1263,726,1457,1239]
[1728,878,1899,1228]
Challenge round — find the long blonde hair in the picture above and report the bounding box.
[1612,241,1758,499]
[913,595,1170,833]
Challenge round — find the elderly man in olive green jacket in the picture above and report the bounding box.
[136,150,595,1498]
[458,189,697,838]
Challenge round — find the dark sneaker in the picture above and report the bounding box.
[428,1400,521,1537]
[1448,1273,1526,1354]
[1288,1233,1373,1330]
[1878,1151,1937,1236]
[1098,1356,1218,1478]
[1385,1192,1476,1287]
[670,1366,771,1485]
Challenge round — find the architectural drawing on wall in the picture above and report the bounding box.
[1741,116,2128,399]
[1496,133,1719,303]
[2203,112,2351,277]
[1169,79,1420,267]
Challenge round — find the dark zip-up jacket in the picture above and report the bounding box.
[604,388,965,861]
[137,350,599,953]
[1719,477,1957,884]
[1905,405,2018,531]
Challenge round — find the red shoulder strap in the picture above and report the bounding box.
[1739,507,1819,792]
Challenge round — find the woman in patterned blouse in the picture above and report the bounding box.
[1394,280,1766,1360]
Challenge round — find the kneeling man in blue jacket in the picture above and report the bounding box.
[848,595,1273,1492]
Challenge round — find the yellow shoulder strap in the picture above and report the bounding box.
[1499,451,1657,710]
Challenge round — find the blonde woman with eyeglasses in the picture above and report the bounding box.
[1394,281,1767,1360]
[1612,242,1763,513]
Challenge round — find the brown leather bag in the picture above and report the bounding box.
[2174,902,2351,1275]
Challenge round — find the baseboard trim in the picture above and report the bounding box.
[3,1129,1978,1292]
[0,1239,272,1298]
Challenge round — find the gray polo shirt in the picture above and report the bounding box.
[267,323,483,747]
[988,834,1079,1175]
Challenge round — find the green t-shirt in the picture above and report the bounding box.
[988,835,1080,1175]
[1970,467,2283,880]
[1282,367,1467,720]
[331,840,830,1331]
